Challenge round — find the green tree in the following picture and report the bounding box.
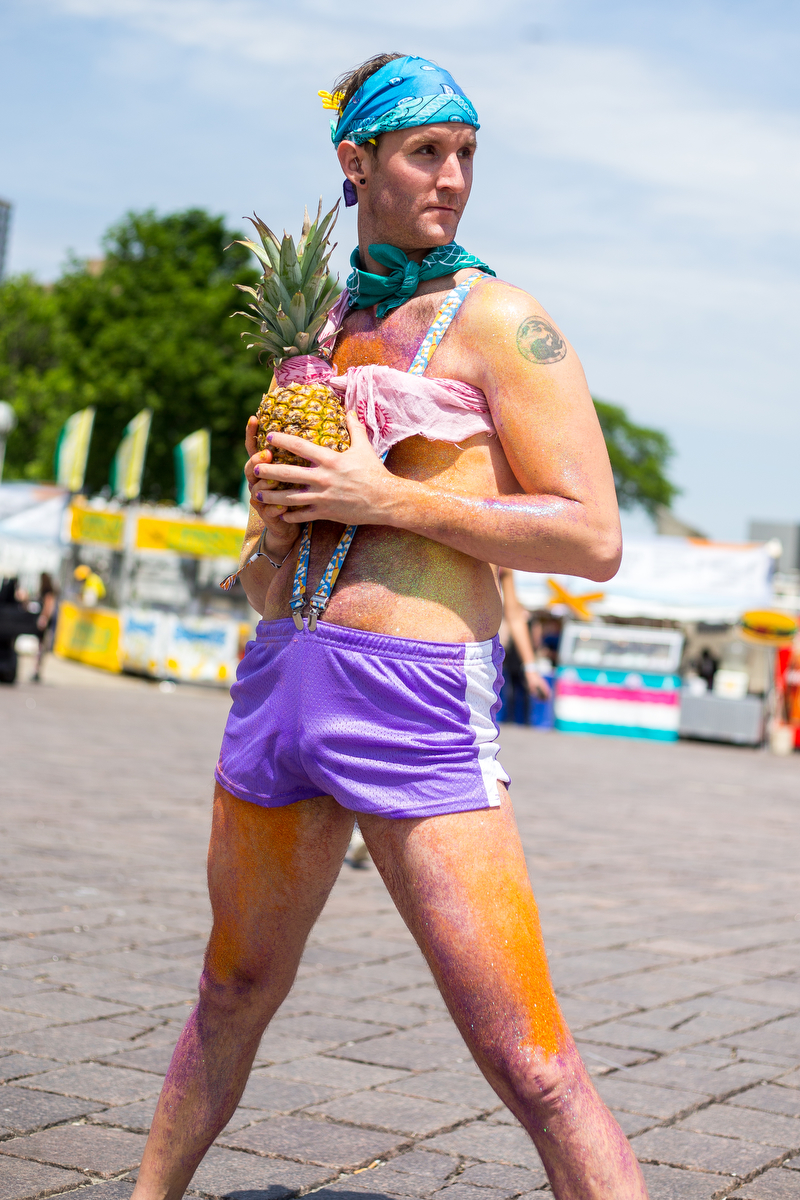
[0,276,77,482]
[593,398,678,517]
[1,209,268,498]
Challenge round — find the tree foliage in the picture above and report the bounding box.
[593,398,678,517]
[0,209,267,498]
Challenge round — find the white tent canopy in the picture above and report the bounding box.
[514,537,775,623]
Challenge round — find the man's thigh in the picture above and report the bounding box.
[205,784,355,989]
[358,787,567,1065]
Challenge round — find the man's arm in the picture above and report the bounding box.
[251,283,621,581]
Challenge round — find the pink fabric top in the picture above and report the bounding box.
[273,293,494,460]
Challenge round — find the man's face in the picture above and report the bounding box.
[343,124,476,251]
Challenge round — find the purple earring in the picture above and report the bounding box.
[343,179,358,207]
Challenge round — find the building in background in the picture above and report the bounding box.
[748,520,800,574]
[0,199,11,279]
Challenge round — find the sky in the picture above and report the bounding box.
[2,0,799,539]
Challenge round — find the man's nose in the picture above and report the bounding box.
[437,152,467,193]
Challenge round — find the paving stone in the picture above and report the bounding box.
[88,1096,158,1133]
[239,1074,343,1113]
[187,1144,332,1198]
[0,993,131,1023]
[0,1014,52,1039]
[0,1125,147,1177]
[270,1015,395,1045]
[607,1109,653,1137]
[452,1162,548,1194]
[0,943,58,969]
[380,1071,500,1110]
[333,1035,468,1072]
[594,1077,706,1119]
[639,1162,724,1199]
[0,1086,98,1134]
[729,1083,800,1118]
[220,1115,403,1167]
[623,1054,778,1096]
[729,1017,800,1058]
[330,1149,457,1197]
[0,1159,85,1200]
[310,1091,479,1136]
[253,1033,332,1064]
[434,1185,507,1200]
[728,1169,800,1198]
[630,1126,783,1175]
[0,1057,59,1084]
[0,1026,134,1063]
[21,1064,162,1104]
[99,1043,175,1074]
[423,1123,544,1170]
[678,1103,800,1148]
[260,1057,411,1090]
[65,1185,135,1200]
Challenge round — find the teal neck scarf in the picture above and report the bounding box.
[346,243,495,318]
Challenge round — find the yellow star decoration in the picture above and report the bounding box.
[546,577,605,622]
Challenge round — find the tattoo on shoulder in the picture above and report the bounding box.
[516,315,567,365]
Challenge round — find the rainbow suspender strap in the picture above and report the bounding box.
[288,273,482,630]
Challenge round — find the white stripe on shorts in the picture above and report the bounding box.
[463,645,510,808]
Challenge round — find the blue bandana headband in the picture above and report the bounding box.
[321,56,479,148]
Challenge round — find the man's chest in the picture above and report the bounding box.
[331,294,443,373]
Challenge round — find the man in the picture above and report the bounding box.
[133,54,648,1199]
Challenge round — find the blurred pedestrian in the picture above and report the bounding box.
[32,572,58,684]
[73,564,106,606]
[499,567,551,713]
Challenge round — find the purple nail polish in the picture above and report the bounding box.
[255,492,263,502]
[266,433,274,443]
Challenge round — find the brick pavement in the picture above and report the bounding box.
[1,661,800,1199]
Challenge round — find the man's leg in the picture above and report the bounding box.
[359,790,648,1200]
[133,785,354,1200]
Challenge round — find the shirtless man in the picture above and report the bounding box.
[133,54,648,1200]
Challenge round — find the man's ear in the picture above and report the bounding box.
[337,140,371,184]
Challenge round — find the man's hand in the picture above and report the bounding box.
[252,413,397,526]
[244,416,301,558]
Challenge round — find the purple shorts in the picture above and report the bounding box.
[215,618,510,820]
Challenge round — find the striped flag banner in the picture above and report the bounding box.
[111,409,152,501]
[175,428,210,513]
[55,407,95,492]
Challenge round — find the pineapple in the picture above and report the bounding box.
[233,200,348,489]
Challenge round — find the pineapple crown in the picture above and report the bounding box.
[231,199,340,366]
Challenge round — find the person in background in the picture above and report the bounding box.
[31,572,58,684]
[73,564,106,607]
[696,646,718,692]
[499,568,551,724]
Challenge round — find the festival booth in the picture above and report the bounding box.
[513,537,782,745]
[55,497,255,685]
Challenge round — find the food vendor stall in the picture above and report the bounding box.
[513,536,785,746]
[55,497,256,685]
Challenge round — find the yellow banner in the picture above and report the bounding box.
[136,516,244,559]
[70,504,126,549]
[54,602,122,673]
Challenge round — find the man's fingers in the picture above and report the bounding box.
[345,411,372,446]
[244,447,274,485]
[264,431,337,467]
[245,415,259,458]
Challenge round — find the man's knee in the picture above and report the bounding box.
[482,1037,586,1120]
[197,930,292,1021]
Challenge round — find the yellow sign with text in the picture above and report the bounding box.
[70,504,126,549]
[135,517,244,559]
[54,602,122,673]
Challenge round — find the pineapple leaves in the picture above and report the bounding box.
[230,198,341,366]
